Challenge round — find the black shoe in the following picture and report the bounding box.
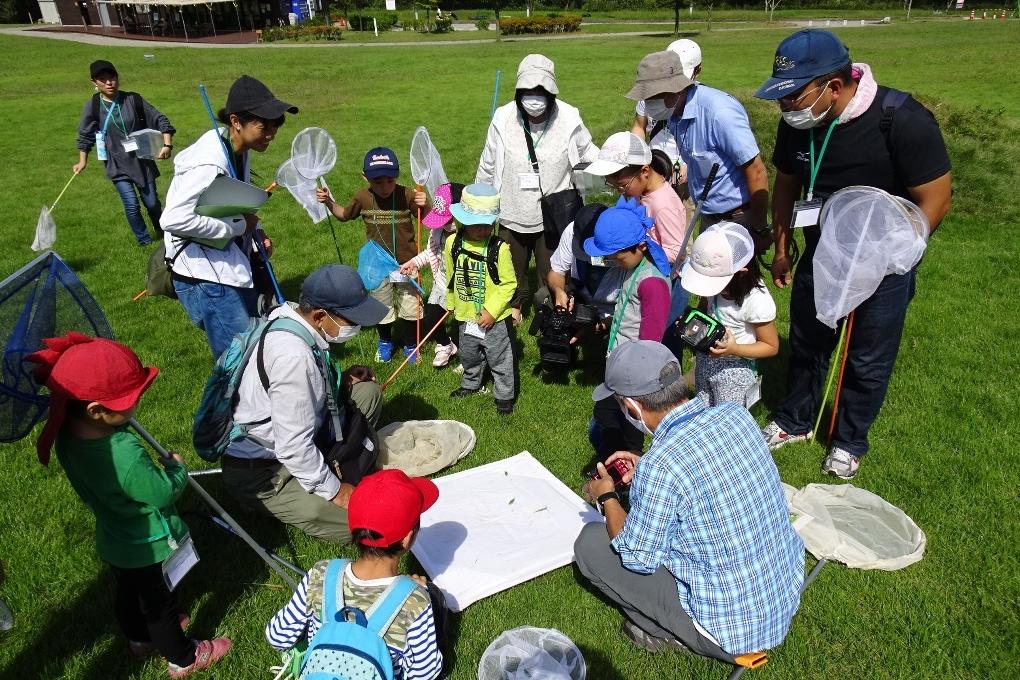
[450,387,486,398]
[495,399,514,415]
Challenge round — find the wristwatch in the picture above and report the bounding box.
[596,491,621,516]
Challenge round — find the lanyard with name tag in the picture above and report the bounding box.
[162,534,200,591]
[791,119,838,229]
[122,138,139,153]
[518,172,541,190]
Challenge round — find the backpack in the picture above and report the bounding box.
[300,559,419,680]
[446,231,506,292]
[878,86,910,153]
[91,91,147,135]
[192,316,322,461]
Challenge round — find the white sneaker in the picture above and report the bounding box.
[433,342,458,368]
[762,421,812,451]
[822,446,860,479]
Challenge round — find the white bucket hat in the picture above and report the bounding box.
[516,54,559,95]
[680,222,755,297]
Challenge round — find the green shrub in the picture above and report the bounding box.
[346,12,399,31]
[475,17,491,30]
[433,15,454,32]
[261,23,344,42]
[498,14,582,34]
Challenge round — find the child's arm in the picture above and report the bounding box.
[316,187,360,221]
[394,603,444,680]
[401,229,443,276]
[710,319,780,359]
[121,438,188,509]
[407,186,431,213]
[443,237,456,312]
[481,242,517,325]
[636,277,671,341]
[265,572,315,651]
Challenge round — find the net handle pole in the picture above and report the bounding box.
[490,69,502,119]
[415,184,424,352]
[129,418,300,592]
[382,309,450,391]
[50,171,80,212]
[318,178,343,263]
[825,311,855,444]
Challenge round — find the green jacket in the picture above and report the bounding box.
[444,233,516,323]
[56,427,190,569]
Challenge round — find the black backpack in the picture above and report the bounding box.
[447,231,507,291]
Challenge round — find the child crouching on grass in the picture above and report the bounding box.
[443,183,518,415]
[680,222,779,407]
[265,469,448,679]
[27,333,229,678]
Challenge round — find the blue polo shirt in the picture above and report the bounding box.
[667,84,761,215]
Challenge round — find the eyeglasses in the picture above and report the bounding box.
[605,174,638,193]
[777,81,830,109]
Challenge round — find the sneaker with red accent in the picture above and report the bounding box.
[822,446,861,479]
[167,638,232,678]
[762,421,812,451]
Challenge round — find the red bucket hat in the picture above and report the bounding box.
[348,469,439,547]
[25,333,158,465]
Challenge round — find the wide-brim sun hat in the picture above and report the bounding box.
[450,183,500,226]
[516,54,559,95]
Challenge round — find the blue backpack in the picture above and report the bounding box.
[192,316,318,462]
[301,559,419,680]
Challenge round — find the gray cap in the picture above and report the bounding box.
[626,51,694,101]
[592,340,684,401]
[301,265,388,327]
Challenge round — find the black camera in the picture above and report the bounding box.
[677,309,726,353]
[530,301,600,366]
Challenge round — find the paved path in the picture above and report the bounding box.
[1,19,890,49]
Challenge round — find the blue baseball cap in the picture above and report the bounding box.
[301,264,388,326]
[583,197,671,276]
[363,147,399,179]
[755,29,851,101]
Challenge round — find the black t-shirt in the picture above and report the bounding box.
[772,85,951,202]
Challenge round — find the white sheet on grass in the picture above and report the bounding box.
[411,451,603,612]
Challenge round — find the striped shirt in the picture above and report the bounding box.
[265,560,443,680]
[612,400,804,654]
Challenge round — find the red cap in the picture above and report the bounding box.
[348,469,439,547]
[25,333,158,465]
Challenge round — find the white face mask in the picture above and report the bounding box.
[621,397,654,436]
[781,83,832,130]
[643,96,675,122]
[321,312,360,344]
[520,95,548,118]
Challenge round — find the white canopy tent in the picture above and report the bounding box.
[96,0,241,41]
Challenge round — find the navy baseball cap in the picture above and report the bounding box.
[301,265,388,326]
[363,147,399,179]
[755,29,851,101]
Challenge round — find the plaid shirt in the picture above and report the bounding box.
[612,399,804,654]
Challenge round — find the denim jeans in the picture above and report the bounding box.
[113,178,162,245]
[773,245,918,457]
[173,279,257,359]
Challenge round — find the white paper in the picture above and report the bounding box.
[122,139,139,153]
[744,375,762,409]
[411,451,603,611]
[518,172,541,190]
[388,270,410,284]
[162,536,200,591]
[464,322,486,339]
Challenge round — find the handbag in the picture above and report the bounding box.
[522,120,584,251]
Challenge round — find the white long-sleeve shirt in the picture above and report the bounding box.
[226,304,340,501]
[160,128,255,288]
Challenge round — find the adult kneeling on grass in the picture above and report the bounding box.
[575,340,803,660]
[221,265,388,543]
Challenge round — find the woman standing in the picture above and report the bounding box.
[74,60,175,246]
[160,75,297,358]
[476,54,599,323]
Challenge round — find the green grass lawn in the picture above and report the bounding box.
[1,18,1019,679]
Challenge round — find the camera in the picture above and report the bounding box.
[589,458,630,487]
[677,309,726,353]
[530,301,600,367]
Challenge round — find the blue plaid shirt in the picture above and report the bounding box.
[612,399,804,654]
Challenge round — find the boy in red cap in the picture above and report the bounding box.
[26,333,230,678]
[266,469,447,679]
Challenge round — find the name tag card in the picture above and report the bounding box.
[162,535,200,591]
[518,172,541,190]
[464,321,487,339]
[791,198,824,229]
[122,138,139,153]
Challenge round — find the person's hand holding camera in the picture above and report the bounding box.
[583,462,618,503]
[605,451,640,484]
[708,328,737,357]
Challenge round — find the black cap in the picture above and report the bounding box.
[225,75,298,119]
[90,60,117,79]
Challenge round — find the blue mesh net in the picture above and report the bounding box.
[357,240,400,292]
[0,252,113,442]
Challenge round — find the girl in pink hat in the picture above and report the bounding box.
[27,333,230,678]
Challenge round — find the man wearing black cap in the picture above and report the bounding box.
[75,59,176,246]
[221,265,388,543]
[754,30,952,478]
[161,75,298,359]
[574,340,804,660]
